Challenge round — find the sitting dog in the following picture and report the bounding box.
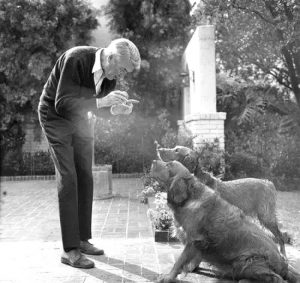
[156,144,287,257]
[150,159,300,283]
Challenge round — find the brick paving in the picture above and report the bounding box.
[0,179,299,283]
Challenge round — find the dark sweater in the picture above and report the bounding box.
[40,46,116,119]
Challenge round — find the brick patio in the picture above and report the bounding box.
[0,178,299,282]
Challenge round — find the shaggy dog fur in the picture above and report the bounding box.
[150,159,300,283]
[157,144,287,257]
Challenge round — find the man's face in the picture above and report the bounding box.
[105,53,134,80]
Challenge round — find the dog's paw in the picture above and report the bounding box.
[156,274,178,283]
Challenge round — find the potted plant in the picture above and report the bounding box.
[147,192,177,242]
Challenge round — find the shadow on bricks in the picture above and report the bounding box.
[82,255,161,282]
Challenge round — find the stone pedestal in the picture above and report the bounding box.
[181,25,226,150]
[93,164,113,200]
[179,113,226,150]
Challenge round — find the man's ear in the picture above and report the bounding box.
[107,54,114,64]
[169,178,188,204]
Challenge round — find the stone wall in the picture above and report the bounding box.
[181,113,226,149]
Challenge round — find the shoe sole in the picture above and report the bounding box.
[80,249,104,256]
[61,257,95,269]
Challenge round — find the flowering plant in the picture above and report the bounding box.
[140,174,162,203]
[147,192,174,231]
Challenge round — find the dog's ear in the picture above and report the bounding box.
[169,178,188,205]
[182,154,198,173]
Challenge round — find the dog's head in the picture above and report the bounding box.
[150,160,194,205]
[157,145,198,173]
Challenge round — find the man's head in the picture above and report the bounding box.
[102,38,141,80]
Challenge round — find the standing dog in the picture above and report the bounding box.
[157,144,287,256]
[150,159,300,283]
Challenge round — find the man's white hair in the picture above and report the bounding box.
[108,38,141,71]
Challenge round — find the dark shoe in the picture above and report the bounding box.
[61,248,95,269]
[80,240,104,255]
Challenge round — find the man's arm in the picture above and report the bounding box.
[55,55,97,118]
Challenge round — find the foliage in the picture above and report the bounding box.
[224,152,264,180]
[94,109,179,173]
[197,140,225,177]
[223,101,300,190]
[192,0,300,106]
[0,0,98,157]
[147,192,174,231]
[271,137,300,191]
[104,0,192,123]
[140,174,162,203]
[0,150,55,176]
[216,72,300,138]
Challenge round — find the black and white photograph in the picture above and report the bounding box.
[0,0,299,282]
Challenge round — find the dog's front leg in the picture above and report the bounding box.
[157,242,201,283]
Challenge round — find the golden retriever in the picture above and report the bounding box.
[150,159,299,283]
[157,144,287,256]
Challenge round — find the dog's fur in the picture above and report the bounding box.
[150,159,300,283]
[157,144,287,257]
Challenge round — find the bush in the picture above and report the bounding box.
[224,152,264,180]
[22,151,55,175]
[197,140,225,177]
[0,150,54,176]
[140,173,162,203]
[224,110,300,190]
[94,110,185,173]
[271,140,300,191]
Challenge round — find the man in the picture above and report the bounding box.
[38,38,141,269]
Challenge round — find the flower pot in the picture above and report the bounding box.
[152,225,179,243]
[154,229,169,242]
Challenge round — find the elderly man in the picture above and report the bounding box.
[38,38,141,269]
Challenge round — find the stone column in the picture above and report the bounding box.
[180,25,226,149]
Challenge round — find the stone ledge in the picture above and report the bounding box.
[184,112,227,122]
[0,172,144,182]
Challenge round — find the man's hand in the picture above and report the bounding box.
[110,102,133,115]
[96,90,128,108]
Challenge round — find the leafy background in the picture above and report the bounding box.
[1,0,300,191]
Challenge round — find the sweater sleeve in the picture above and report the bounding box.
[55,55,97,118]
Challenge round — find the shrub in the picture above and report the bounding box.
[197,140,225,177]
[0,150,54,176]
[271,140,300,191]
[94,110,184,173]
[224,151,264,180]
[140,173,162,203]
[22,151,55,175]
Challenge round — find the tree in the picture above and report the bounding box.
[0,0,98,159]
[192,0,300,131]
[104,0,192,124]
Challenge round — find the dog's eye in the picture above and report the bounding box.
[175,148,179,152]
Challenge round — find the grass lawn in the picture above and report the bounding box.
[277,191,300,249]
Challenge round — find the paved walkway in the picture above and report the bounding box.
[0,179,299,283]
